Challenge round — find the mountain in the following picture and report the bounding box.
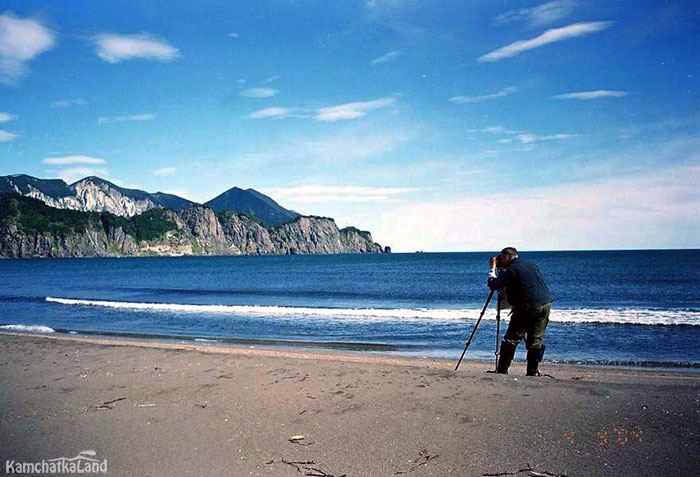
[0,193,386,258]
[205,187,300,226]
[0,174,193,217]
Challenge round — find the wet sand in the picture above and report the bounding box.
[0,332,698,476]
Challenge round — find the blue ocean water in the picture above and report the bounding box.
[1,250,698,368]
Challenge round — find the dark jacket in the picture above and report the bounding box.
[487,257,552,310]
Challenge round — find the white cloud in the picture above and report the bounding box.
[316,97,396,122]
[551,90,629,100]
[371,51,401,65]
[0,12,56,84]
[229,32,239,38]
[262,185,419,205]
[0,112,16,122]
[249,97,397,122]
[236,78,246,84]
[263,75,280,84]
[478,21,612,62]
[42,155,106,165]
[517,133,576,143]
[366,165,700,252]
[154,167,177,177]
[56,167,109,184]
[0,129,17,142]
[495,1,576,27]
[98,113,156,125]
[468,125,522,135]
[239,87,279,98]
[51,98,88,108]
[248,107,294,119]
[94,32,180,63]
[449,87,517,104]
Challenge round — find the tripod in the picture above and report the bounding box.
[454,289,503,372]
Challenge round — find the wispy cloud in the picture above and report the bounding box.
[262,185,419,205]
[154,167,176,177]
[478,21,612,62]
[551,90,629,100]
[56,167,109,184]
[0,12,56,84]
[0,112,17,123]
[468,125,522,135]
[98,113,156,125]
[94,32,180,63]
[517,133,577,143]
[371,51,401,65]
[263,75,280,84]
[249,97,397,122]
[248,107,294,119]
[51,98,88,108]
[239,87,279,98]
[42,155,106,165]
[229,32,239,38]
[0,130,17,142]
[449,87,517,104]
[316,97,396,122]
[495,1,576,27]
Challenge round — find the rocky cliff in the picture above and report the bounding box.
[0,195,385,258]
[0,175,193,217]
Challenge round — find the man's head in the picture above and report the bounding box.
[497,247,519,267]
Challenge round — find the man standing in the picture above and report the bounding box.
[487,247,553,376]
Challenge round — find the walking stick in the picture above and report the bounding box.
[455,288,495,371]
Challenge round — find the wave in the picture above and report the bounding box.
[45,297,700,326]
[0,324,55,333]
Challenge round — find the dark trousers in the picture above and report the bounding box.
[503,302,551,350]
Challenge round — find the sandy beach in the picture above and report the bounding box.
[0,333,698,476]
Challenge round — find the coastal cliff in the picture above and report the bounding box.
[0,195,385,258]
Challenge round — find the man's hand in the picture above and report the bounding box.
[490,256,498,269]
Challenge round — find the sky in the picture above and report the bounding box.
[0,0,698,252]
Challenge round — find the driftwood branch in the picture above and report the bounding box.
[280,459,346,477]
[483,463,568,477]
[94,397,126,410]
[395,450,439,475]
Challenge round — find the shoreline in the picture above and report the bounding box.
[1,332,699,475]
[2,330,698,378]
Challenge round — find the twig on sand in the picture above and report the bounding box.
[279,459,346,477]
[483,463,568,477]
[395,449,439,474]
[289,435,314,446]
[94,397,126,410]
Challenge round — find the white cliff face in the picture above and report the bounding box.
[71,180,156,216]
[22,180,157,217]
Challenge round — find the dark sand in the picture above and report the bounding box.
[0,333,698,476]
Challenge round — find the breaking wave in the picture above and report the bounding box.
[0,324,56,333]
[45,297,699,326]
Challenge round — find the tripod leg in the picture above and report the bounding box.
[455,289,495,371]
[495,308,501,372]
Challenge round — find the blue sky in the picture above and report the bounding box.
[0,1,698,251]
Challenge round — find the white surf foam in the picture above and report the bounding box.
[45,297,699,326]
[0,324,55,333]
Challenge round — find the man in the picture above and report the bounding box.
[487,247,553,376]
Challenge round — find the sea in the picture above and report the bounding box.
[1,250,698,369]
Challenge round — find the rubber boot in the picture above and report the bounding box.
[497,341,517,374]
[526,345,546,376]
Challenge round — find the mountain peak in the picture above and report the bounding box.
[205,186,300,226]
